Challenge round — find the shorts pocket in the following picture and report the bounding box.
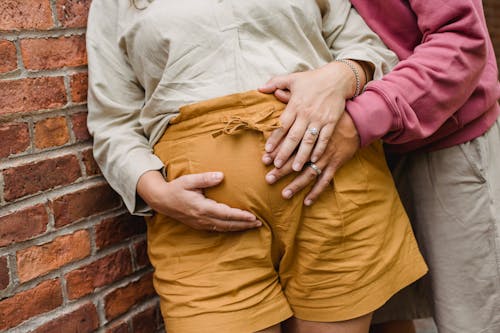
[458,135,488,183]
[332,152,369,207]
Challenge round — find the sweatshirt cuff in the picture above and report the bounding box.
[346,89,395,147]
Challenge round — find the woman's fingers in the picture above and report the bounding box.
[264,105,297,154]
[202,197,258,223]
[273,118,308,168]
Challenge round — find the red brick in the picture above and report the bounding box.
[82,148,101,176]
[0,279,62,331]
[71,112,90,142]
[21,35,87,70]
[0,122,29,158]
[0,40,17,73]
[16,230,91,282]
[65,248,133,300]
[104,273,156,320]
[57,0,91,28]
[34,116,70,149]
[134,239,150,269]
[0,0,54,31]
[3,154,81,201]
[0,77,67,115]
[132,306,157,333]
[0,256,9,290]
[106,322,129,333]
[95,213,146,250]
[32,303,99,333]
[70,72,88,103]
[0,204,49,247]
[51,183,122,228]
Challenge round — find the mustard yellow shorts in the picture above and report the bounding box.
[147,91,427,333]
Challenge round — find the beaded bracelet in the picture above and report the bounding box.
[336,58,361,98]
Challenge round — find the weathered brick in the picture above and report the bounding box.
[0,122,29,158]
[21,35,87,70]
[95,213,146,250]
[0,77,67,115]
[32,303,99,333]
[0,204,49,247]
[65,248,133,300]
[82,148,101,176]
[104,273,156,320]
[71,112,90,142]
[0,279,62,331]
[70,72,88,103]
[16,230,91,282]
[106,322,129,333]
[34,116,70,149]
[57,0,92,28]
[0,40,17,73]
[0,0,54,31]
[3,154,81,201]
[0,256,9,291]
[134,239,150,269]
[51,183,122,228]
[132,306,157,333]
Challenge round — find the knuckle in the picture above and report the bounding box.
[306,171,317,181]
[287,133,302,143]
[302,136,316,144]
[318,136,330,144]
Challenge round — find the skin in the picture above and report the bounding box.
[259,60,371,205]
[256,312,373,333]
[259,60,367,170]
[137,170,261,232]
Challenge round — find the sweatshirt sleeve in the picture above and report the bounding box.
[346,0,488,147]
[322,0,399,80]
[86,0,164,215]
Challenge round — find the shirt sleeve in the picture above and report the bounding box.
[346,0,488,147]
[86,0,164,215]
[322,0,399,80]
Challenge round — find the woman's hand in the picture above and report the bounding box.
[264,113,360,205]
[259,60,367,172]
[137,170,261,232]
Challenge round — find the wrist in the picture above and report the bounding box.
[335,59,374,99]
[137,170,169,208]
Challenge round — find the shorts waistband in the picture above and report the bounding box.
[159,90,286,142]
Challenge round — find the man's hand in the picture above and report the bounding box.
[263,112,360,205]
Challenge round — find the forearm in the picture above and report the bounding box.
[347,0,488,146]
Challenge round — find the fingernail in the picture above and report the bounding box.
[274,159,283,168]
[266,174,276,184]
[265,144,273,152]
[304,199,312,206]
[293,162,301,171]
[283,189,293,199]
[212,172,223,181]
[256,221,262,227]
[262,155,272,165]
[311,155,318,163]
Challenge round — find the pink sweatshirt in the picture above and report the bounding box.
[347,0,500,152]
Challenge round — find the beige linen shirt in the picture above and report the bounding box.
[86,0,398,215]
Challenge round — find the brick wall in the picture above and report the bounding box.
[484,0,500,69]
[0,1,499,333]
[0,1,163,332]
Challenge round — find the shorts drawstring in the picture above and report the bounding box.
[212,108,281,138]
